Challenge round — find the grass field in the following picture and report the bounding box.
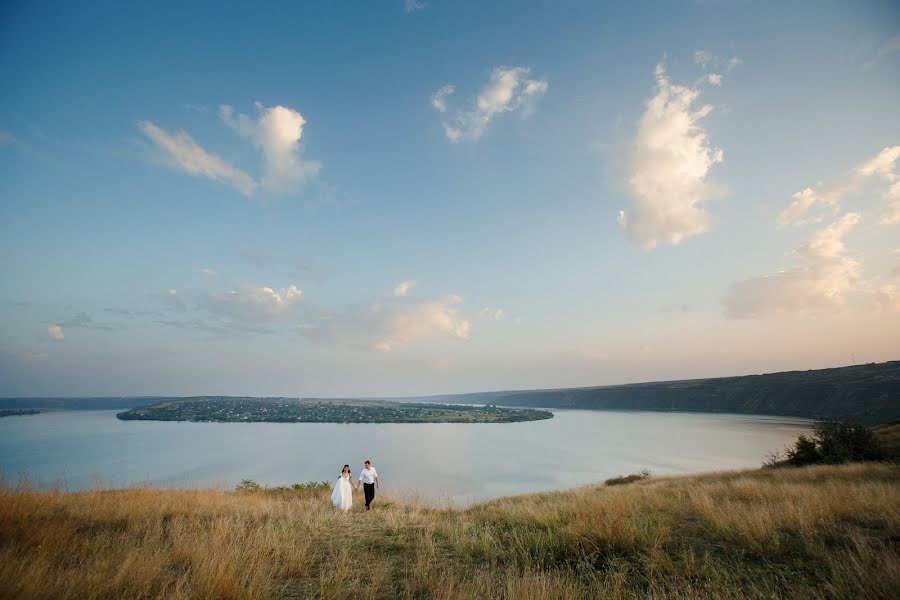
[2,463,898,599]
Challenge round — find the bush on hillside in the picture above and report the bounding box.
[605,469,651,486]
[768,420,885,467]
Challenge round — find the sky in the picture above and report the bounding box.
[1,0,899,398]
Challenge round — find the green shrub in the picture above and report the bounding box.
[769,420,885,467]
[814,420,885,463]
[291,481,330,490]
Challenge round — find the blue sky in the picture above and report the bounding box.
[1,0,899,397]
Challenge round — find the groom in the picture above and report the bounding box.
[358,460,379,510]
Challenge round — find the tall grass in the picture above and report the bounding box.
[1,463,898,599]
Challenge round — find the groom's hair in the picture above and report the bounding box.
[364,460,371,465]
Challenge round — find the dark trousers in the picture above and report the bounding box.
[363,482,375,509]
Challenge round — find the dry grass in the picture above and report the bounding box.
[1,464,899,599]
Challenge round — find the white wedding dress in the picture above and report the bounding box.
[331,474,353,511]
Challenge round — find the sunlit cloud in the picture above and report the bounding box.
[777,145,900,227]
[393,280,415,297]
[723,213,862,318]
[220,102,321,193]
[438,66,548,142]
[618,62,726,250]
[137,121,257,196]
[301,294,471,352]
[47,324,64,341]
[200,284,303,323]
[430,84,454,113]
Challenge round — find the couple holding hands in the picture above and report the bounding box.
[331,460,379,511]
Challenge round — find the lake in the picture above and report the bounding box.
[0,409,810,505]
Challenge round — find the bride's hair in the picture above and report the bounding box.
[341,464,351,475]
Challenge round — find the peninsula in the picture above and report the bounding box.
[115,397,552,424]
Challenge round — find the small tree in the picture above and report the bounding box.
[783,434,820,466]
[813,420,884,463]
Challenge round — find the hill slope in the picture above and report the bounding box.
[406,361,900,424]
[2,464,898,599]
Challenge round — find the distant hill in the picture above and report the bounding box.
[0,397,173,411]
[393,361,900,425]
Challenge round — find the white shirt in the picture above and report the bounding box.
[358,466,378,484]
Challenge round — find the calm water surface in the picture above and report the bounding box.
[0,409,809,505]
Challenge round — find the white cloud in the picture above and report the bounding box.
[879,181,900,225]
[220,102,321,193]
[693,50,741,79]
[723,213,862,318]
[404,0,426,13]
[200,284,302,322]
[137,121,257,196]
[776,186,843,227]
[618,63,725,250]
[431,85,454,113]
[393,281,415,297]
[440,66,548,142]
[777,145,900,226]
[863,34,900,70]
[201,268,217,278]
[857,145,900,180]
[47,324,64,341]
[302,294,471,352]
[477,307,506,320]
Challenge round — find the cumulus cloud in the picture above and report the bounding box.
[393,281,415,297]
[723,213,862,318]
[439,66,548,142]
[200,284,302,322]
[777,145,899,227]
[618,63,725,250]
[137,121,257,196]
[47,324,64,341]
[220,102,321,193]
[431,85,454,113]
[302,295,471,352]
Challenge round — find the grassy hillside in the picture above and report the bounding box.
[2,464,898,599]
[409,360,900,424]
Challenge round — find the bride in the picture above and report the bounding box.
[331,464,356,511]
